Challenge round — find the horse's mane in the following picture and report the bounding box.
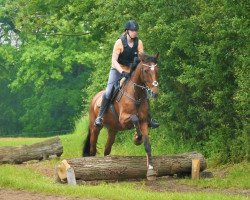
[139,53,158,63]
[128,53,158,78]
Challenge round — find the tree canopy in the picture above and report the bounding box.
[0,0,249,162]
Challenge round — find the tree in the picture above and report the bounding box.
[0,0,248,162]
[0,0,96,135]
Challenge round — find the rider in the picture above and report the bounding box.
[94,20,159,129]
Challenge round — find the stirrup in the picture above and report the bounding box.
[148,118,159,129]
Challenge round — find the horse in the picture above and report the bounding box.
[83,53,159,179]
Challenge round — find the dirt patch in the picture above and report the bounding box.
[21,160,56,178]
[0,188,98,200]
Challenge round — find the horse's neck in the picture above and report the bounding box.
[125,65,145,98]
[131,66,142,85]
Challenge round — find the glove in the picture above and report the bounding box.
[121,71,130,79]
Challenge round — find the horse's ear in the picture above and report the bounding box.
[155,52,160,60]
[139,53,145,62]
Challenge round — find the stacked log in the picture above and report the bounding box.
[56,152,206,183]
[0,137,63,164]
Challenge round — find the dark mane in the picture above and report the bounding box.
[140,53,158,63]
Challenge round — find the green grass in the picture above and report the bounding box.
[0,116,249,200]
[0,165,248,200]
[179,162,250,189]
[0,138,45,147]
[0,116,194,157]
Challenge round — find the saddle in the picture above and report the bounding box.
[97,77,126,108]
[96,78,127,121]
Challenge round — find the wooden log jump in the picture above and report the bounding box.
[0,137,63,164]
[56,152,206,183]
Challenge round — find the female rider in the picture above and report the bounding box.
[94,20,159,129]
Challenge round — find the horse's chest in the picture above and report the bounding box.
[125,104,147,119]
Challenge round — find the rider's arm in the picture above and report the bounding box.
[112,39,124,73]
[112,52,124,73]
[138,40,144,55]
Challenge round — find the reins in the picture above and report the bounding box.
[118,62,156,106]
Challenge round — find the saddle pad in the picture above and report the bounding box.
[120,77,126,87]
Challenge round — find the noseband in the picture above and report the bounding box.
[120,62,159,105]
[129,62,159,96]
[141,63,159,88]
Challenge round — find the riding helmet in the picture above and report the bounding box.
[124,20,139,31]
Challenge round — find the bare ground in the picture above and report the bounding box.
[1,160,249,200]
[0,188,98,200]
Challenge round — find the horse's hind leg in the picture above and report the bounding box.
[89,125,100,156]
[104,129,117,156]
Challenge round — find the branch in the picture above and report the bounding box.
[34,31,91,37]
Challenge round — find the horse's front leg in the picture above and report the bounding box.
[140,122,157,180]
[130,114,143,145]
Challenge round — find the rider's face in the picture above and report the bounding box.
[128,30,138,39]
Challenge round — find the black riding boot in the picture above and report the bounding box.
[146,98,159,129]
[94,95,110,127]
[148,112,160,129]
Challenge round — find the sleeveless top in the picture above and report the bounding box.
[117,34,138,68]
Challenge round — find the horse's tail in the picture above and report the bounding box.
[82,127,91,157]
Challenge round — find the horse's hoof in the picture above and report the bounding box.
[147,169,157,181]
[133,134,143,146]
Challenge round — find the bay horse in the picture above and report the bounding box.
[83,53,159,179]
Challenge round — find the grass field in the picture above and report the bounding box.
[0,117,249,200]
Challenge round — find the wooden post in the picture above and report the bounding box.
[192,159,201,179]
[57,159,76,185]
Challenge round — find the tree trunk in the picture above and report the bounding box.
[0,137,63,164]
[56,152,206,183]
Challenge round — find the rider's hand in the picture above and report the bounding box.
[121,71,130,79]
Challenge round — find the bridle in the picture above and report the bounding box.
[121,62,159,105]
[130,62,159,90]
[141,63,159,87]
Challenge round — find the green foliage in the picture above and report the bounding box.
[0,44,23,134]
[0,0,248,162]
[0,0,96,135]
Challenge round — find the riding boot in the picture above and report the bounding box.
[146,98,159,129]
[148,112,160,129]
[94,95,111,127]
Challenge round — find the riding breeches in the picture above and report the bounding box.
[104,67,122,99]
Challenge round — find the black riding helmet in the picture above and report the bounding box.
[124,20,139,31]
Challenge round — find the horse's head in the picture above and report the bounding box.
[138,53,159,98]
